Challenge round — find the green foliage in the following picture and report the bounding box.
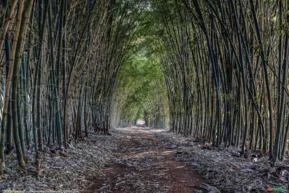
[272,186,287,193]
[113,6,168,127]
[114,38,168,127]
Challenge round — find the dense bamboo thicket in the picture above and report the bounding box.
[154,0,289,164]
[111,20,169,129]
[0,0,289,172]
[0,0,137,171]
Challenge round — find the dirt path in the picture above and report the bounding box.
[86,127,204,193]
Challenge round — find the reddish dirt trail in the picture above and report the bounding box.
[86,128,204,193]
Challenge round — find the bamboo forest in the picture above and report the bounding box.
[0,0,289,192]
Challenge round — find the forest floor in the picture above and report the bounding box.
[87,127,205,193]
[87,128,289,193]
[0,127,289,193]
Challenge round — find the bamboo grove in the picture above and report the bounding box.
[154,0,289,164]
[111,25,169,129]
[1,0,289,171]
[0,0,138,171]
[112,54,168,128]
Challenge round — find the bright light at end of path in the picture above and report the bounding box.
[136,119,146,126]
